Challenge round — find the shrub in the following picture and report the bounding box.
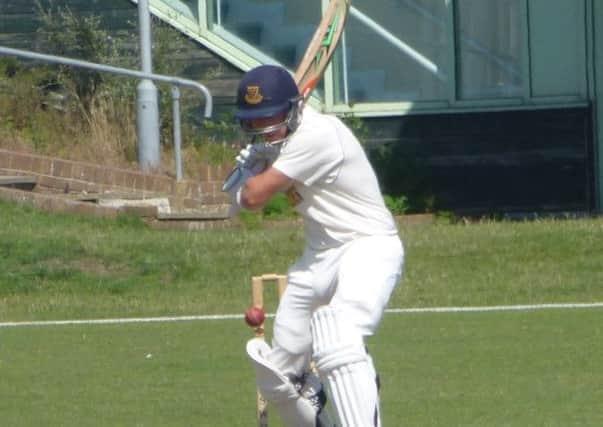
[0,3,231,175]
[262,193,297,220]
[383,194,409,216]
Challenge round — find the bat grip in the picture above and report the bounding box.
[222,166,242,192]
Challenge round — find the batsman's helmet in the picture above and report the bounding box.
[235,65,303,143]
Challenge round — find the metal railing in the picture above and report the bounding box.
[0,46,213,181]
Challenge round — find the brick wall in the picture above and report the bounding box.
[0,149,231,209]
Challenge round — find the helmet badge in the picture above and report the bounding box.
[244,85,264,105]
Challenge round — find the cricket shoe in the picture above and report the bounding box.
[293,371,334,427]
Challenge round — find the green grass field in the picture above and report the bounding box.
[1,200,603,426]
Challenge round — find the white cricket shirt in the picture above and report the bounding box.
[272,107,398,250]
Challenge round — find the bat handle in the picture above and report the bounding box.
[301,77,319,100]
[222,166,242,192]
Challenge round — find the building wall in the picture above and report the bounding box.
[366,107,593,214]
[591,0,603,212]
[0,1,136,49]
[0,0,598,214]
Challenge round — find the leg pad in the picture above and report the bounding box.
[311,307,381,427]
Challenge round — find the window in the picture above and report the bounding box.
[529,0,587,98]
[158,0,199,20]
[455,0,523,100]
[148,0,590,115]
[217,0,321,69]
[335,0,450,105]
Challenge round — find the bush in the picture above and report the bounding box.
[369,141,435,214]
[36,1,127,114]
[262,192,298,219]
[0,4,232,175]
[235,193,299,229]
[383,194,409,216]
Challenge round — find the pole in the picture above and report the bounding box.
[137,0,161,171]
[171,86,183,181]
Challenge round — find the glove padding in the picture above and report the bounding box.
[236,143,281,173]
[222,142,281,193]
[225,167,254,217]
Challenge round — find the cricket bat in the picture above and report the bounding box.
[294,0,351,100]
[222,0,351,193]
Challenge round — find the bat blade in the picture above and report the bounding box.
[294,0,351,101]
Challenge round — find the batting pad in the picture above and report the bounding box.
[311,306,380,427]
[246,338,320,426]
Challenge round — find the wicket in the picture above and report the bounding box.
[249,273,288,427]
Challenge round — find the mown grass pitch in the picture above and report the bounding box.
[1,307,602,426]
[1,200,603,425]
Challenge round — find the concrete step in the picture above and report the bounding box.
[146,217,235,231]
[0,149,234,229]
[0,184,234,229]
[157,209,230,221]
[0,175,37,191]
[148,206,234,231]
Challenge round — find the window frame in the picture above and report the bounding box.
[145,0,590,117]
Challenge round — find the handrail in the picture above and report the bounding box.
[0,45,213,181]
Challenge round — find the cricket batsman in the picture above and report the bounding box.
[224,64,404,426]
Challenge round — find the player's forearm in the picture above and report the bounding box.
[241,168,292,210]
[239,180,266,211]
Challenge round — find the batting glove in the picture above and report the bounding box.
[236,143,280,171]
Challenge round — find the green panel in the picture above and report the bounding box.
[0,0,134,14]
[529,0,586,98]
[592,0,603,212]
[0,15,40,34]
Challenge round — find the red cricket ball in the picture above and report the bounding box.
[245,306,265,327]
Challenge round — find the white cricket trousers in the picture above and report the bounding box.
[268,234,404,377]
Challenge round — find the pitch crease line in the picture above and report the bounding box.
[1,302,603,328]
[386,302,603,314]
